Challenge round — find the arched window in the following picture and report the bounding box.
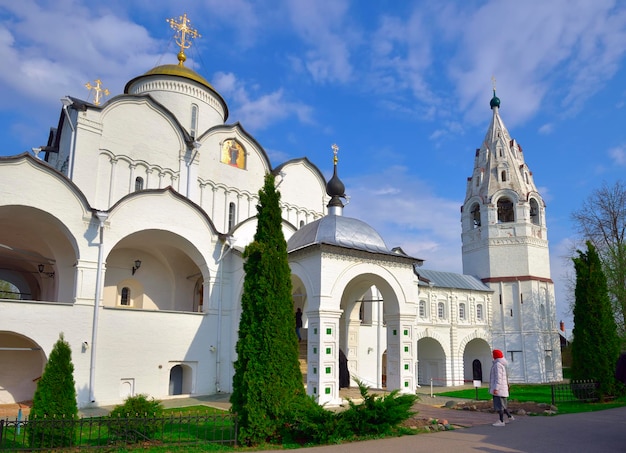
[299,220,305,228]
[525,171,529,184]
[501,170,507,182]
[476,303,484,321]
[190,104,198,138]
[419,300,426,318]
[135,177,144,191]
[120,287,130,306]
[459,303,466,320]
[497,197,514,223]
[470,203,481,228]
[530,198,540,225]
[437,302,445,320]
[228,202,236,230]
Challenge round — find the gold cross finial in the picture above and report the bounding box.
[491,75,497,92]
[85,79,110,106]
[331,143,339,164]
[167,13,201,66]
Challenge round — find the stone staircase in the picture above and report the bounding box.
[299,340,307,382]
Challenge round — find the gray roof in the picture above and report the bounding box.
[416,268,492,292]
[287,215,392,255]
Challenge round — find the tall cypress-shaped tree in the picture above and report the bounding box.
[29,333,78,448]
[572,242,620,399]
[230,173,304,445]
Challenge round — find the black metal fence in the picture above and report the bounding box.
[550,380,599,405]
[0,412,238,451]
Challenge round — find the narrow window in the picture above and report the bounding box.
[437,302,445,319]
[497,197,514,223]
[476,304,483,321]
[121,287,130,306]
[299,220,305,228]
[135,176,144,191]
[228,202,236,230]
[501,170,507,182]
[525,171,529,184]
[530,198,540,225]
[419,300,426,317]
[471,203,481,228]
[190,104,198,138]
[459,303,466,320]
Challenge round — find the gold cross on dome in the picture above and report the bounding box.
[331,143,339,164]
[85,79,110,106]
[167,13,200,53]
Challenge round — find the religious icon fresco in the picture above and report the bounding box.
[221,139,246,169]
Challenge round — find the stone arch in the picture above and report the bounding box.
[103,229,210,312]
[416,336,446,386]
[168,363,193,395]
[0,205,79,303]
[458,333,491,384]
[0,331,46,404]
[332,263,406,316]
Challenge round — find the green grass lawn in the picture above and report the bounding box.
[437,384,626,415]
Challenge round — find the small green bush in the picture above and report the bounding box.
[108,394,164,442]
[338,381,418,437]
[279,381,418,446]
[279,396,342,445]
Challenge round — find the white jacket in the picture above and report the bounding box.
[489,357,509,397]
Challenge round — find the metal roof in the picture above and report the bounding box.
[287,215,391,255]
[416,268,492,292]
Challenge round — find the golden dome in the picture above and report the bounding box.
[136,64,213,90]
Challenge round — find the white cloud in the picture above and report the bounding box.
[0,1,159,111]
[538,123,554,135]
[369,11,434,105]
[608,145,626,166]
[212,71,313,130]
[285,0,354,83]
[344,165,462,272]
[444,0,626,125]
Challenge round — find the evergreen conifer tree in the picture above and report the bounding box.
[230,173,304,444]
[572,242,621,399]
[28,333,78,448]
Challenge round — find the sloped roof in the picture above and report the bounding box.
[416,268,492,292]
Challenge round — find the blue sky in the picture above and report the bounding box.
[2,0,626,333]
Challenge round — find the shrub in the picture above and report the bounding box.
[108,394,164,442]
[280,381,418,446]
[28,333,78,449]
[337,381,418,437]
[279,396,342,445]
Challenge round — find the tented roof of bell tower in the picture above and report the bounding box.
[463,90,540,205]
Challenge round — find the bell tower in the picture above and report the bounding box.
[461,87,562,383]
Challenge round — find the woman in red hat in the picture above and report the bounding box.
[489,349,514,426]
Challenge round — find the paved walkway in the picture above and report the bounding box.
[5,388,626,452]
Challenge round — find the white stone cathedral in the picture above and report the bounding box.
[0,17,561,409]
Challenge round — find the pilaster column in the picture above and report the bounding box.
[306,308,342,405]
[385,313,417,394]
